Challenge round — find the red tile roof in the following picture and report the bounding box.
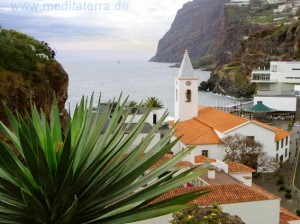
[152,184,278,206]
[197,107,248,133]
[195,155,216,164]
[280,207,300,224]
[227,162,256,173]
[149,154,193,170]
[170,119,222,145]
[172,106,290,145]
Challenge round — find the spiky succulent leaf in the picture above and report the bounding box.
[0,95,208,223]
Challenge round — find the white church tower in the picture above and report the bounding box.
[174,50,199,121]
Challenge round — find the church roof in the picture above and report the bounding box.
[171,106,290,145]
[178,50,194,77]
[197,106,248,133]
[170,119,222,145]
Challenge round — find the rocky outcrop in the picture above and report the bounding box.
[150,0,227,63]
[210,6,264,65]
[202,21,300,97]
[0,30,69,126]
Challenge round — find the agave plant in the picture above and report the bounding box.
[0,95,207,223]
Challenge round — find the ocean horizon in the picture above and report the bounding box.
[60,60,248,115]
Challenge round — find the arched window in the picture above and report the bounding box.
[186,89,191,102]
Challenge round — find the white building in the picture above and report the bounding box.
[171,54,291,164]
[131,156,299,224]
[251,61,300,114]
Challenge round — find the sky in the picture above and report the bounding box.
[0,0,191,61]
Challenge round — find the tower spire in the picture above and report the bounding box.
[178,49,194,77]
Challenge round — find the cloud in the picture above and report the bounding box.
[0,0,191,60]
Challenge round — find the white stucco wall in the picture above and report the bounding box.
[226,122,276,158]
[194,145,224,161]
[222,199,280,224]
[230,173,252,186]
[174,77,198,122]
[130,199,280,224]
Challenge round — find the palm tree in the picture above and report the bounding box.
[0,95,207,223]
[143,97,163,109]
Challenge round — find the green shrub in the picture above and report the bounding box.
[285,192,292,199]
[279,185,286,191]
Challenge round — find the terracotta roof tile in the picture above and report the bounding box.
[171,119,222,145]
[195,156,216,164]
[227,162,256,173]
[172,106,290,146]
[149,154,193,170]
[280,207,300,224]
[196,107,248,132]
[152,184,277,206]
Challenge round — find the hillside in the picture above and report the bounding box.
[201,21,300,97]
[0,29,69,124]
[151,0,296,66]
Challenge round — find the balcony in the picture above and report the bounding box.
[251,73,277,83]
[256,90,296,96]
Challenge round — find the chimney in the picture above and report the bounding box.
[208,168,216,180]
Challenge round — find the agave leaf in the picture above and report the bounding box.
[50,95,62,146]
[37,145,55,209]
[90,204,196,224]
[56,196,78,224]
[21,189,49,223]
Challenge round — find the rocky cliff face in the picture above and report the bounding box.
[150,0,227,63]
[210,6,264,65]
[202,21,300,97]
[0,30,69,125]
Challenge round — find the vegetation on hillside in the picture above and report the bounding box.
[0,29,68,125]
[0,29,55,75]
[0,95,208,223]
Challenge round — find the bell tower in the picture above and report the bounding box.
[174,50,198,121]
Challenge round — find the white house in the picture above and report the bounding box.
[171,52,291,164]
[130,155,299,224]
[251,61,300,114]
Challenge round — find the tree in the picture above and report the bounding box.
[143,97,163,109]
[171,205,245,224]
[0,95,208,223]
[221,134,277,171]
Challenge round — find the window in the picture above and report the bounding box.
[276,142,279,151]
[285,148,288,157]
[286,137,288,146]
[186,89,191,102]
[281,139,284,148]
[246,136,255,147]
[153,114,157,125]
[202,150,208,157]
[160,133,164,139]
[276,154,279,163]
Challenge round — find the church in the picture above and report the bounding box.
[170,50,290,165]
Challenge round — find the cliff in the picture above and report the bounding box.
[0,29,69,125]
[150,0,227,63]
[202,21,300,97]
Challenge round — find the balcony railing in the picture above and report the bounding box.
[256,90,296,96]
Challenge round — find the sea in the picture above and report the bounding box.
[60,60,249,116]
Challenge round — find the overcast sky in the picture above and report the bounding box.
[0,0,191,61]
